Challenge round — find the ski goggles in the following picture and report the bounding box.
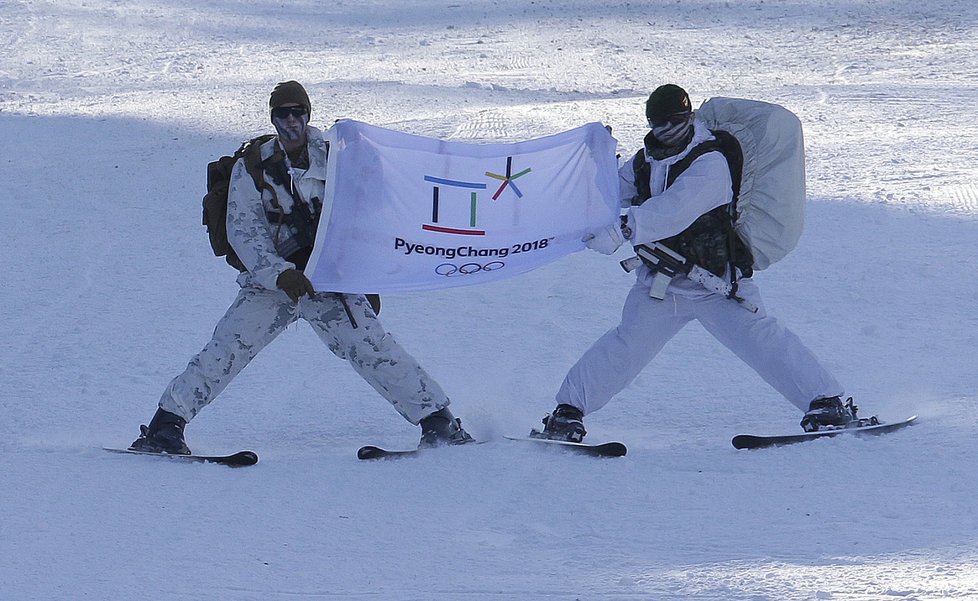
[271,106,309,119]
[648,112,693,144]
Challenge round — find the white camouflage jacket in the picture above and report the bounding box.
[226,126,328,291]
[618,119,737,295]
[619,118,733,245]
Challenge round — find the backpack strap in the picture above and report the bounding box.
[630,149,651,205]
[241,135,283,211]
[665,138,722,188]
[708,130,752,280]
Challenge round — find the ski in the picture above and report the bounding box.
[357,445,422,460]
[103,447,259,467]
[504,435,627,457]
[732,415,918,450]
[358,437,627,460]
[357,441,488,460]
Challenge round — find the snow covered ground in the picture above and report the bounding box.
[2,1,978,599]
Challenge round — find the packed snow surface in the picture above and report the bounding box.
[2,1,977,599]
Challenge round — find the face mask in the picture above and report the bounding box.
[648,112,693,146]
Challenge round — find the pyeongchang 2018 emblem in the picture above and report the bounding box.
[422,156,531,236]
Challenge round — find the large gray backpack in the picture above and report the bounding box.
[696,97,806,270]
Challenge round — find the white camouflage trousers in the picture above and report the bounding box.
[556,279,844,415]
[158,287,449,424]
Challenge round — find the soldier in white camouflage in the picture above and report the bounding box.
[130,81,474,454]
[529,84,857,443]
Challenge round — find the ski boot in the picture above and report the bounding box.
[800,396,858,432]
[530,403,587,443]
[129,408,191,454]
[418,408,475,448]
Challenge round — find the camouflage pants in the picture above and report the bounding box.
[158,286,449,424]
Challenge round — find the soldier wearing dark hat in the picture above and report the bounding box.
[130,82,475,454]
[529,84,856,442]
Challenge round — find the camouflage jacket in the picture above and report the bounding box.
[226,126,328,291]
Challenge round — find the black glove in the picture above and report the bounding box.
[366,294,381,315]
[276,268,315,302]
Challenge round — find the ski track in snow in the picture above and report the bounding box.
[2,1,978,600]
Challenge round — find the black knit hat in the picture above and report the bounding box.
[269,81,311,118]
[645,84,692,122]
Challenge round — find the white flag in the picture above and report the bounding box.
[306,120,619,293]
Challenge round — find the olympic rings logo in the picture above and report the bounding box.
[435,261,505,277]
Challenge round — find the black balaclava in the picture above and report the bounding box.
[644,84,695,159]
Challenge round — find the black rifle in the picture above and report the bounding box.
[620,243,758,313]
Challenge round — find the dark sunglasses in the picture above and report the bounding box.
[272,106,309,119]
[648,111,692,129]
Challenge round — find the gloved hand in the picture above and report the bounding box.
[276,268,315,302]
[366,293,382,316]
[583,219,627,255]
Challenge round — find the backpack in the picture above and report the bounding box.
[695,97,806,270]
[202,134,276,271]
